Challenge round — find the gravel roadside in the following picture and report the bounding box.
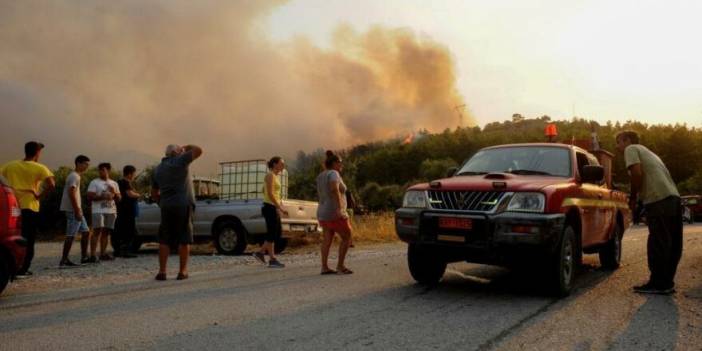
[6,240,405,296]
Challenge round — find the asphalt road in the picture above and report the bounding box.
[1,225,701,351]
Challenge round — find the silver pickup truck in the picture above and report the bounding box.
[134,198,319,255]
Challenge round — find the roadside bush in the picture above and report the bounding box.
[679,170,702,195]
[359,182,404,212]
[419,158,458,181]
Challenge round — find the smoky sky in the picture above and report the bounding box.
[0,0,472,174]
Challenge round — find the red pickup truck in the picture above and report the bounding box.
[395,143,631,296]
[0,176,26,295]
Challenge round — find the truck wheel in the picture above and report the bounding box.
[551,226,577,296]
[407,243,446,285]
[214,221,247,255]
[599,222,623,270]
[274,237,288,254]
[0,255,10,295]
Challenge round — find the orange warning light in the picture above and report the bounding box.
[545,123,558,137]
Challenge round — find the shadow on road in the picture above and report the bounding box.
[439,260,615,298]
[607,295,679,350]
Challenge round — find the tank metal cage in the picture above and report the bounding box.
[219,159,288,200]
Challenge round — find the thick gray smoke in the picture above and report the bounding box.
[0,0,471,174]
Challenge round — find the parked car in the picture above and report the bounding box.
[0,176,26,295]
[132,160,319,255]
[396,143,631,296]
[135,198,319,255]
[682,195,701,223]
[682,205,693,224]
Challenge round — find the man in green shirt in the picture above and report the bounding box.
[616,130,682,295]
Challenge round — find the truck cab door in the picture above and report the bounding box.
[576,152,612,247]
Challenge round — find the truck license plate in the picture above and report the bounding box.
[437,234,466,243]
[438,217,473,230]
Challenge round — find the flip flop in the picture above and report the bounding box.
[321,269,337,275]
[337,268,353,275]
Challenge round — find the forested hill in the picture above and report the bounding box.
[289,116,702,211]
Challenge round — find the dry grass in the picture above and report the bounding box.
[349,212,398,243]
[285,212,398,252]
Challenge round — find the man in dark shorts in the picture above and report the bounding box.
[114,165,140,258]
[151,144,203,281]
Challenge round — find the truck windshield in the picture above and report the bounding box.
[457,146,572,177]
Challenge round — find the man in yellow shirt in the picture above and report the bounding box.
[0,141,56,276]
[616,131,681,295]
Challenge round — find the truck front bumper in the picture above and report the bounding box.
[395,208,566,264]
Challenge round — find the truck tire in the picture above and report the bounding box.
[214,221,247,255]
[0,254,10,295]
[274,237,288,254]
[551,226,577,296]
[407,243,446,285]
[599,222,623,270]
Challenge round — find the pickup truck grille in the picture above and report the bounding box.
[427,191,505,212]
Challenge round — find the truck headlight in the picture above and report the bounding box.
[403,190,428,208]
[506,192,545,213]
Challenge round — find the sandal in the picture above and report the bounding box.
[321,269,337,275]
[337,267,353,275]
[155,272,167,281]
[177,273,189,280]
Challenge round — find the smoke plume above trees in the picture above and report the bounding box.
[0,0,471,172]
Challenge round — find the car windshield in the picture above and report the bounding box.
[457,146,572,177]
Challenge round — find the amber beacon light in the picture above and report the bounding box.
[545,123,558,142]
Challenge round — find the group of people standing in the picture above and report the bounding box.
[0,140,355,282]
[58,157,141,267]
[254,151,354,275]
[0,142,141,276]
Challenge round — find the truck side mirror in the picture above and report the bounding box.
[446,167,458,178]
[581,165,604,184]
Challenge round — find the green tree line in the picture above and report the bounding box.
[289,116,702,211]
[35,116,702,233]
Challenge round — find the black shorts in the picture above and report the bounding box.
[262,203,282,242]
[158,206,194,245]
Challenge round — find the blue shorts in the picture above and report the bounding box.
[65,211,89,237]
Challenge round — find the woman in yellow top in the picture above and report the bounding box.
[253,157,289,268]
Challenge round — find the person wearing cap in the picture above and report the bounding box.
[151,144,203,281]
[0,141,56,276]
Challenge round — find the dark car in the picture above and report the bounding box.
[0,176,26,295]
[682,195,701,223]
